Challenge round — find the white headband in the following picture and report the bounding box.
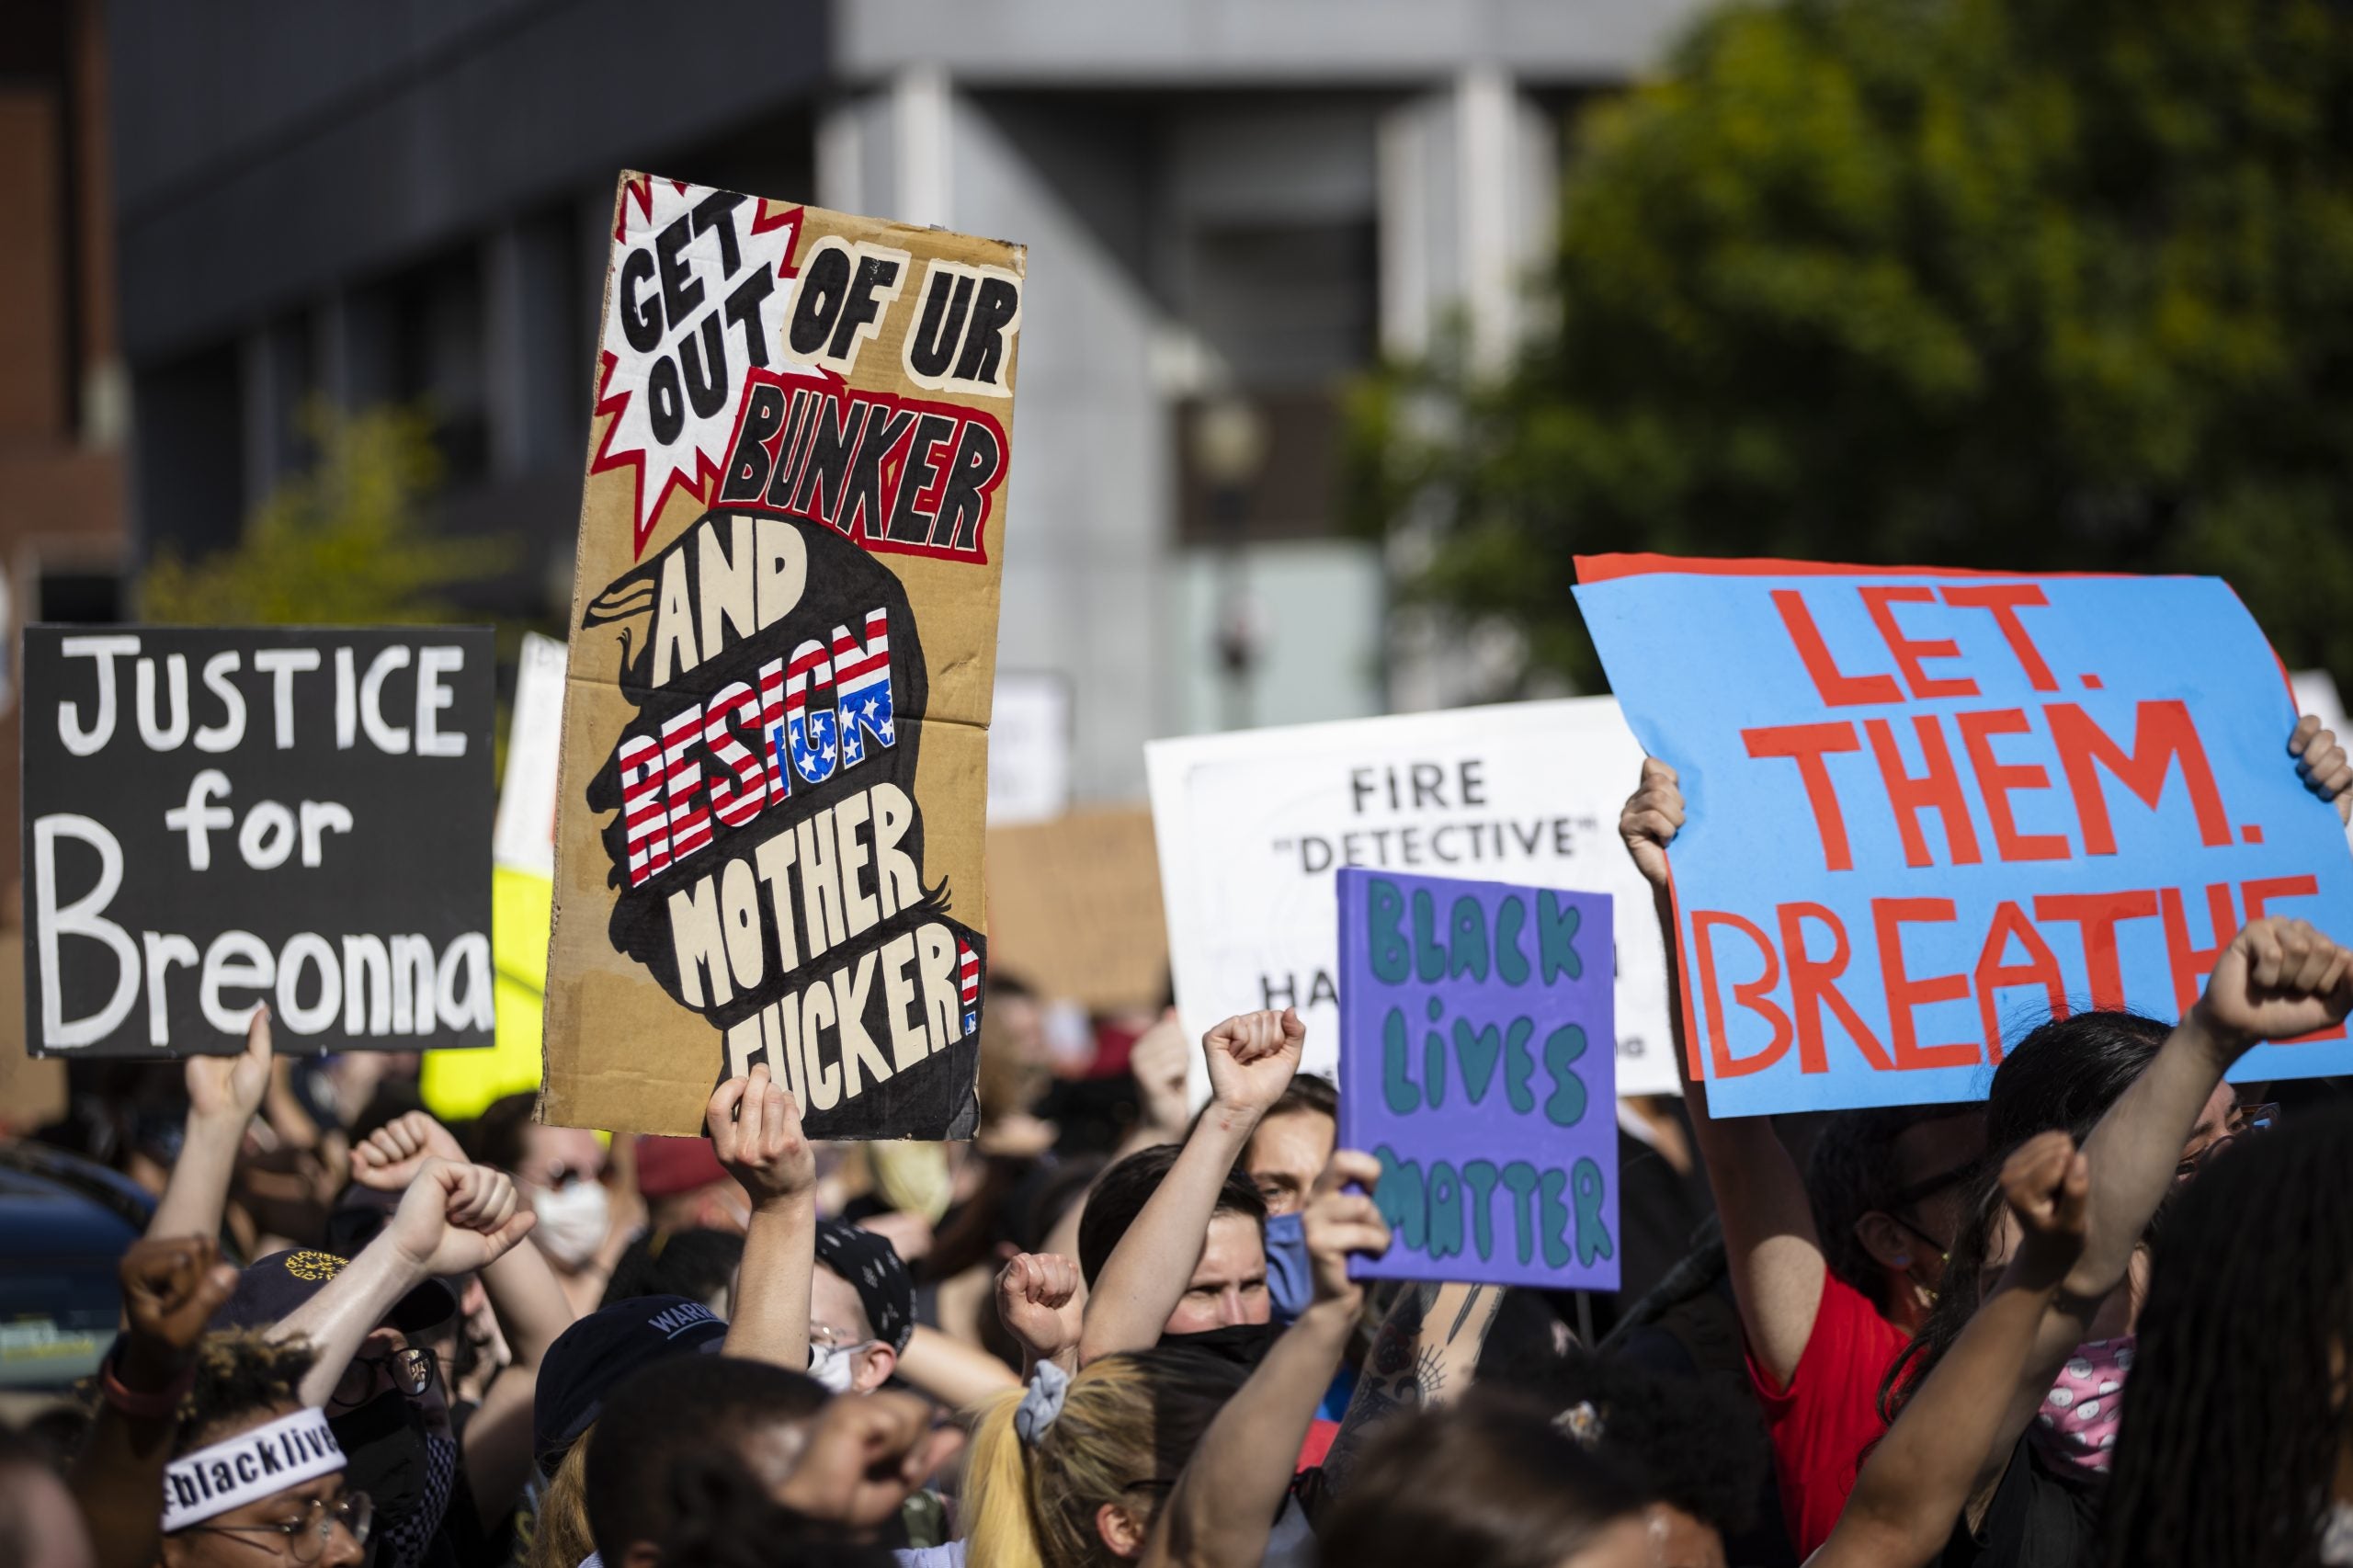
[163,1407,346,1532]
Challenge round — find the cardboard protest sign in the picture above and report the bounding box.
[984,807,1167,1012]
[1575,555,2353,1117]
[1146,700,1677,1102]
[1336,869,1619,1290]
[22,627,494,1057]
[541,174,1021,1139]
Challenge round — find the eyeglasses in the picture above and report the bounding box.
[185,1492,372,1563]
[2176,1101,2279,1182]
[330,1346,437,1410]
[809,1324,878,1353]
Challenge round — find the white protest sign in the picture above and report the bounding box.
[988,671,1072,825]
[1147,699,1679,1100]
[492,633,567,879]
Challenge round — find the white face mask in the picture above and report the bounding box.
[806,1338,874,1394]
[530,1181,610,1268]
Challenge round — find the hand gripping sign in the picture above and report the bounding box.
[541,174,1022,1139]
[1574,555,2353,1118]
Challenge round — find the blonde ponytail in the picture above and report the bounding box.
[961,1389,1048,1568]
[960,1354,1227,1568]
[526,1429,598,1568]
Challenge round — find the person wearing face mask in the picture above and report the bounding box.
[808,1221,915,1394]
[1241,1074,1336,1329]
[1074,1010,1307,1397]
[243,1160,537,1568]
[473,1096,631,1312]
[345,1113,586,1567]
[1075,1146,1275,1372]
[210,1251,463,1568]
[153,1334,370,1568]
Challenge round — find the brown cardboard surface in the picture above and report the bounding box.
[542,175,1019,1138]
[0,930,67,1133]
[984,808,1168,1012]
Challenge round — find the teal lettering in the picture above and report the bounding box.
[1538,891,1583,983]
[1461,1159,1500,1261]
[1543,1023,1589,1127]
[1495,894,1530,984]
[1539,1166,1574,1268]
[1427,1160,1464,1259]
[1452,1018,1502,1105]
[1374,1144,1427,1250]
[1504,1018,1537,1114]
[1448,896,1489,982]
[1423,1011,1448,1109]
[1381,1006,1419,1115]
[1573,1155,1614,1267]
[1500,1161,1540,1264]
[1413,889,1446,983]
[1369,878,1409,983]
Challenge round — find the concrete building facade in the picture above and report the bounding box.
[105,0,1703,805]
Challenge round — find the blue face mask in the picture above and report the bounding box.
[1263,1210,1313,1324]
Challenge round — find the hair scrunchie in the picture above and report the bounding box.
[1015,1361,1071,1448]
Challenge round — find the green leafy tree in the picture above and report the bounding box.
[1350,0,2353,693]
[142,403,514,625]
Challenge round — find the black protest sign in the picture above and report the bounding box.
[22,627,494,1057]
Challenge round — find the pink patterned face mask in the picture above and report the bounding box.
[2031,1335,2132,1473]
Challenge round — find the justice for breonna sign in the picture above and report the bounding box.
[23,627,494,1058]
[1336,867,1620,1292]
[1574,555,2353,1118]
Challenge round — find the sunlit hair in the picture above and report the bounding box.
[2101,1104,2353,1568]
[961,1349,1243,1568]
[523,1426,596,1568]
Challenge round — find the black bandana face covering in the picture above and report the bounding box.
[1156,1320,1279,1372]
[331,1392,454,1568]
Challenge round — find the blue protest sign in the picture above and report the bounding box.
[1336,867,1619,1290]
[1574,554,2353,1118]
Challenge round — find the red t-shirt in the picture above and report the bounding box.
[1745,1272,1907,1558]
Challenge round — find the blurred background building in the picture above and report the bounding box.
[42,0,1709,824]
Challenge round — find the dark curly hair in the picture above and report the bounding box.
[2100,1104,2353,1568]
[177,1330,319,1454]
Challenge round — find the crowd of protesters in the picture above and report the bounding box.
[7,711,2353,1568]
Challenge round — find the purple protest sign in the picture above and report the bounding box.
[1336,867,1619,1290]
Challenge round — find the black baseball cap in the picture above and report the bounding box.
[533,1294,729,1474]
[212,1249,460,1335]
[814,1219,914,1354]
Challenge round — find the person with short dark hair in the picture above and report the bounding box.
[1075,1009,1301,1368]
[582,1357,828,1568]
[1318,1400,1659,1568]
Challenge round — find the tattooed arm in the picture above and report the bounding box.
[1318,1279,1504,1499]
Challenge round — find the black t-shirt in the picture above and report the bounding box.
[1938,1436,2103,1568]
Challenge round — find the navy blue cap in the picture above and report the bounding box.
[533,1294,728,1474]
[212,1249,459,1335]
